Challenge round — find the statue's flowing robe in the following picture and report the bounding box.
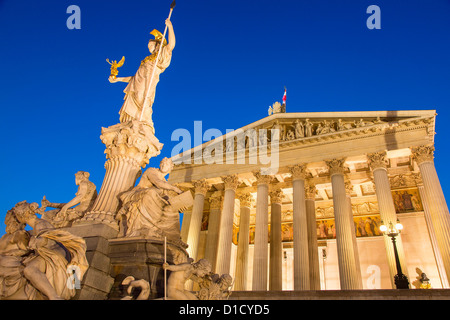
[0,229,88,300]
[119,46,172,132]
[119,168,181,243]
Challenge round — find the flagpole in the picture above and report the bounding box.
[139,0,176,121]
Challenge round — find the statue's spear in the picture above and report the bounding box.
[139,0,176,121]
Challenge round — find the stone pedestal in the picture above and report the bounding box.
[76,120,163,228]
[107,237,189,300]
[63,223,118,300]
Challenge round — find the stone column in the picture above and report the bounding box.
[204,193,223,272]
[325,158,360,290]
[305,183,320,290]
[186,179,210,261]
[367,151,409,288]
[215,174,240,276]
[77,121,163,228]
[252,172,272,291]
[411,145,450,284]
[269,188,284,291]
[289,164,310,290]
[413,172,450,288]
[234,193,254,291]
[344,180,363,289]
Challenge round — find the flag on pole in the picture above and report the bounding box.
[282,87,287,105]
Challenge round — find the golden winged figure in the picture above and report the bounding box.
[106,56,125,79]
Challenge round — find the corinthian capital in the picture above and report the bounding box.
[193,179,211,196]
[325,158,346,177]
[100,121,163,168]
[209,194,223,210]
[367,151,388,171]
[238,193,254,208]
[411,145,435,165]
[305,183,317,200]
[289,164,307,181]
[221,174,240,191]
[253,171,273,185]
[269,188,284,204]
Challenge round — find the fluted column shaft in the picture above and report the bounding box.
[345,181,363,289]
[326,159,359,290]
[305,184,320,290]
[289,164,310,290]
[85,157,140,226]
[234,193,253,291]
[269,189,283,291]
[252,172,272,291]
[186,179,210,261]
[412,146,450,285]
[215,175,239,276]
[368,152,409,288]
[204,195,223,272]
[415,175,450,288]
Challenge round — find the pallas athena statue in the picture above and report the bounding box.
[109,18,175,134]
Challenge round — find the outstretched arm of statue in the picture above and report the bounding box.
[165,18,175,51]
[108,76,132,83]
[57,183,89,218]
[163,262,191,272]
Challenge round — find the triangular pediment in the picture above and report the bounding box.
[171,110,436,165]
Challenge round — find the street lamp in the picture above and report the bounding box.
[380,219,410,289]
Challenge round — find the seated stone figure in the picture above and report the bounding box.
[116,157,190,247]
[0,201,89,300]
[42,171,97,227]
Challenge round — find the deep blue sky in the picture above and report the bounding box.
[1,0,449,235]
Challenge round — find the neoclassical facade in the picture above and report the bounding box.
[168,110,450,291]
